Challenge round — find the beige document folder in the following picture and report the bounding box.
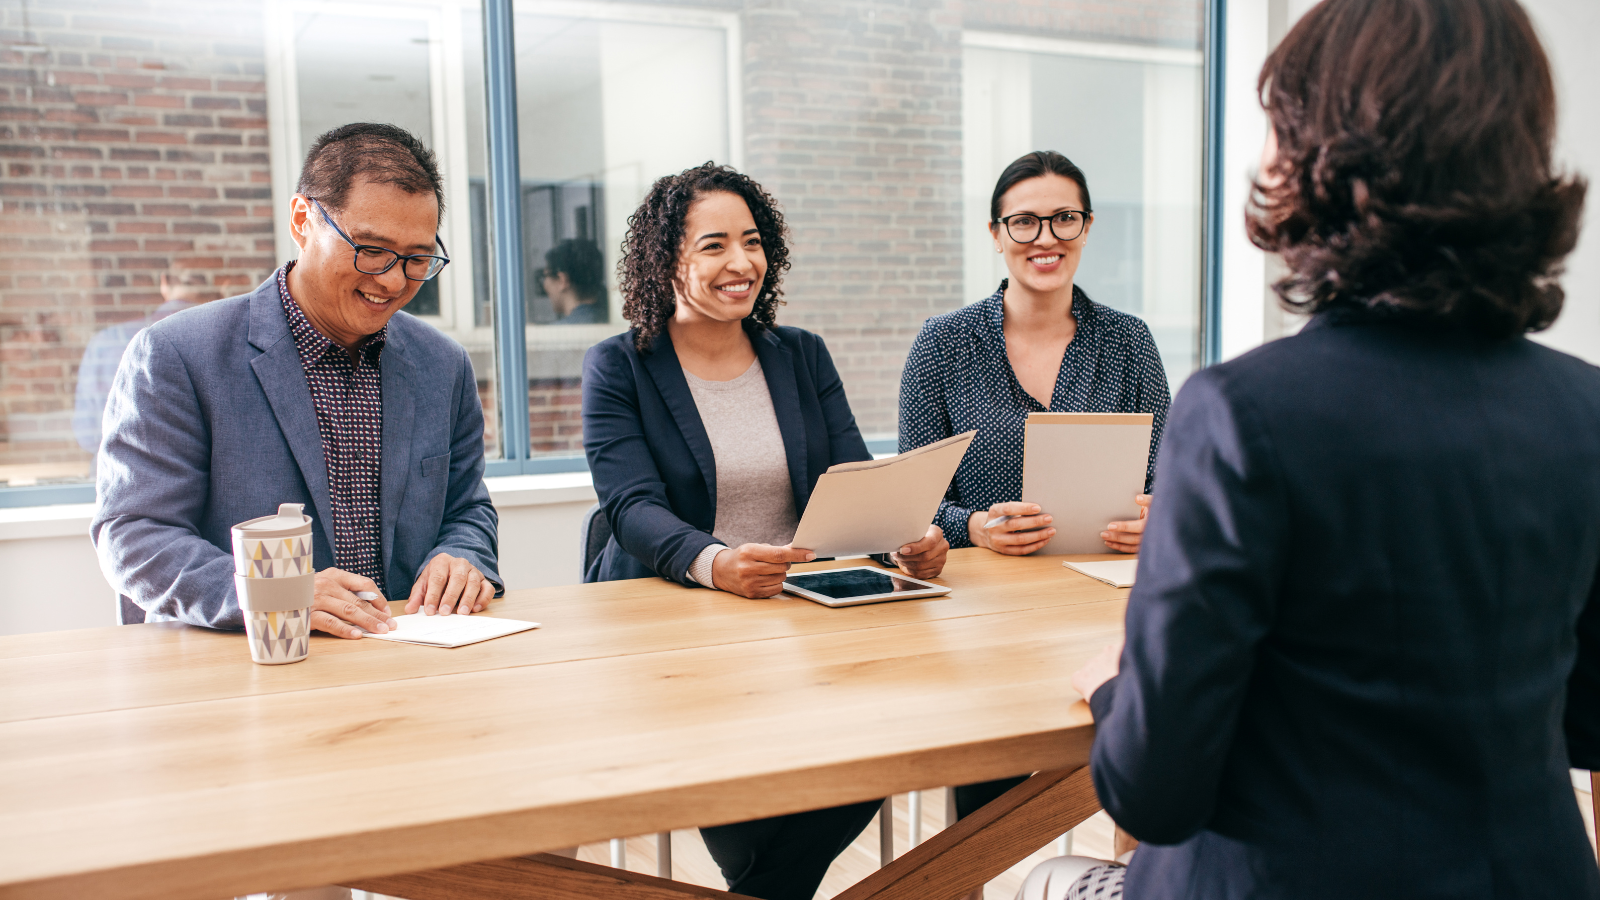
[790,431,977,557]
[1022,412,1153,555]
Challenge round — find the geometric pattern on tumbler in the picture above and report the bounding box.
[246,536,313,579]
[246,608,311,663]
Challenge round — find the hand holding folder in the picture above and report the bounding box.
[790,431,977,557]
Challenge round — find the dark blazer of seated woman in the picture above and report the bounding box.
[583,322,870,585]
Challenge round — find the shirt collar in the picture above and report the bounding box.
[276,261,388,368]
[984,279,1095,340]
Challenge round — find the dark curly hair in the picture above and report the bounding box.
[1247,0,1586,338]
[618,162,791,352]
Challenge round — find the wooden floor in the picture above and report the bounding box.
[331,782,1590,900]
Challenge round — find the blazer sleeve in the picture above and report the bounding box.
[898,321,973,545]
[582,340,719,586]
[1088,367,1290,844]
[90,328,242,630]
[809,331,871,465]
[423,344,501,593]
[1567,564,1600,770]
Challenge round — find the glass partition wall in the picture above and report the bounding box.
[0,0,1205,501]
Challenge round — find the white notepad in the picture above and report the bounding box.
[362,614,540,648]
[1061,558,1138,588]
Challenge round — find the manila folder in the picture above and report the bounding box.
[790,431,976,557]
[1022,413,1153,555]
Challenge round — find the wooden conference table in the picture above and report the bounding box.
[0,548,1129,900]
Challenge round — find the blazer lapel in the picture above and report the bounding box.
[641,331,720,512]
[751,330,809,510]
[246,284,335,541]
[379,327,415,582]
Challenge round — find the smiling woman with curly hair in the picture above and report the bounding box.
[579,162,950,900]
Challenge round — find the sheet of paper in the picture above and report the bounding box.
[362,614,540,648]
[790,431,977,557]
[1022,413,1153,555]
[1062,558,1138,588]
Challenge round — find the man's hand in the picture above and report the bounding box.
[311,568,395,639]
[711,543,816,598]
[967,501,1055,555]
[1101,493,1152,554]
[1071,639,1125,706]
[891,524,948,579]
[405,553,497,616]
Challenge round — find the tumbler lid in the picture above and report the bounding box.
[234,503,311,537]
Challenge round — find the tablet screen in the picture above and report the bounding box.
[785,569,926,600]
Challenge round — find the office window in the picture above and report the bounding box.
[963,33,1203,390]
[0,0,1205,501]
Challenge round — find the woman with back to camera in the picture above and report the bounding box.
[897,152,1172,822]
[580,162,949,900]
[1019,0,1600,897]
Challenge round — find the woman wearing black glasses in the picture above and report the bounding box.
[897,151,1171,822]
[898,152,1170,561]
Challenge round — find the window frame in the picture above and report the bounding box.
[0,0,1226,507]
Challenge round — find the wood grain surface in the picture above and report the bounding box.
[0,549,1128,900]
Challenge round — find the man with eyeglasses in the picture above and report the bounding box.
[92,123,500,637]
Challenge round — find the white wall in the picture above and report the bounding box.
[1524,0,1600,365]
[0,477,596,637]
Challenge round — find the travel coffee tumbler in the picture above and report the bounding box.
[232,503,315,665]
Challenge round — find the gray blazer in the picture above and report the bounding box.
[91,272,500,630]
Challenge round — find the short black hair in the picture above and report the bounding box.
[990,150,1093,222]
[297,123,445,223]
[544,239,606,303]
[619,162,790,353]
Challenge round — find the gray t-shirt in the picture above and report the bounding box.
[682,358,798,587]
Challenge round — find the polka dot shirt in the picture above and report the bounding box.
[278,263,388,590]
[898,280,1171,548]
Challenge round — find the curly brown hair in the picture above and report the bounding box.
[1247,0,1586,338]
[618,162,791,352]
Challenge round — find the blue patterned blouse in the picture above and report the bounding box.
[898,280,1172,548]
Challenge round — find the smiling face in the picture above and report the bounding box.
[286,178,440,350]
[991,173,1093,298]
[671,190,767,327]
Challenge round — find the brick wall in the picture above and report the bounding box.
[0,0,273,474]
[742,0,966,441]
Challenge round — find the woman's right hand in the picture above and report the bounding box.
[967,502,1055,555]
[711,543,817,598]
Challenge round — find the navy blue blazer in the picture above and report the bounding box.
[91,273,501,630]
[581,325,870,585]
[1090,312,1600,899]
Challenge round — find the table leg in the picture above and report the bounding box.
[831,766,1102,900]
[880,797,895,867]
[344,853,756,900]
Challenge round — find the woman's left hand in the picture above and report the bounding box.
[892,524,948,579]
[1071,639,1124,706]
[1101,493,1151,553]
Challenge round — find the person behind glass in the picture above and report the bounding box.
[1018,1,1599,898]
[580,161,948,900]
[542,238,608,324]
[897,151,1171,824]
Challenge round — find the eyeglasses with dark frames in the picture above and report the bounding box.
[311,198,450,281]
[993,210,1091,244]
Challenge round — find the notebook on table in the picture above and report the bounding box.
[362,614,540,648]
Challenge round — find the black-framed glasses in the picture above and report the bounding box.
[312,198,450,281]
[994,210,1090,244]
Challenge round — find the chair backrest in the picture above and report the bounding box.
[579,503,612,581]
